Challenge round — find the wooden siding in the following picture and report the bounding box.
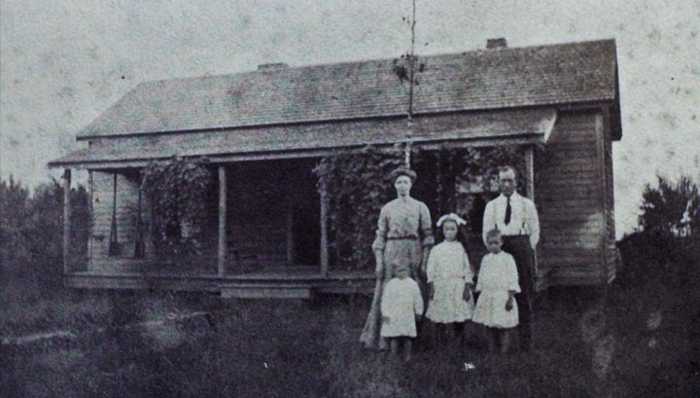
[537,111,605,285]
[89,171,154,273]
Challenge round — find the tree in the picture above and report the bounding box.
[0,176,90,290]
[0,176,32,279]
[639,175,699,237]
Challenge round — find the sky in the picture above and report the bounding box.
[1,0,699,237]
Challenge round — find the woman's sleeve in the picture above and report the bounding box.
[426,248,438,283]
[419,203,435,247]
[413,282,424,315]
[482,201,493,246]
[507,255,521,293]
[371,206,388,251]
[475,258,485,292]
[462,248,474,284]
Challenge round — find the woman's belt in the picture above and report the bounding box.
[386,235,419,241]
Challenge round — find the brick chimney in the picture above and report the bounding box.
[486,38,508,49]
[257,63,289,71]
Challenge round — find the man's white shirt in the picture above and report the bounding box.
[482,192,540,249]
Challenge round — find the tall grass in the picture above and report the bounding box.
[3,279,695,397]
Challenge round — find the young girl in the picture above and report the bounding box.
[472,229,520,353]
[381,261,424,362]
[425,213,475,345]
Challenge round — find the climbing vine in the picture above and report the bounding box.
[141,156,213,263]
[315,145,405,271]
[315,144,527,271]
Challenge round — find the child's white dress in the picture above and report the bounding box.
[472,251,521,329]
[380,277,424,338]
[425,241,475,323]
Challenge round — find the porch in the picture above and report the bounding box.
[69,156,342,292]
[53,108,558,297]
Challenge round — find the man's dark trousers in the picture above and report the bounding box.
[502,235,534,351]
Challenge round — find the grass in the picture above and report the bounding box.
[0,276,224,338]
[1,268,698,397]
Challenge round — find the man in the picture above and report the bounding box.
[482,165,540,351]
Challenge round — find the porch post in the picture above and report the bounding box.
[217,165,227,276]
[524,146,535,200]
[524,144,541,288]
[62,169,72,274]
[286,198,295,266]
[319,180,329,277]
[87,170,94,269]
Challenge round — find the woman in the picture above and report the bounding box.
[360,166,434,350]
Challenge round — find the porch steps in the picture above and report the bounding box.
[220,283,313,299]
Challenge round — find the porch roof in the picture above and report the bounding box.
[49,108,557,169]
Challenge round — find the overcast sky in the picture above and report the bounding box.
[1,0,698,236]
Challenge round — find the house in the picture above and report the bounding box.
[49,38,622,298]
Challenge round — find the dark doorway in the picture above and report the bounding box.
[226,158,320,270]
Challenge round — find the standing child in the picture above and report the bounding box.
[381,261,424,362]
[472,229,520,354]
[425,213,475,346]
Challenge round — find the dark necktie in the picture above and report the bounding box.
[504,196,512,225]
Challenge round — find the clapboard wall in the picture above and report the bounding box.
[536,110,614,285]
[89,170,151,273]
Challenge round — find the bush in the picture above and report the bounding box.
[141,157,213,264]
[0,176,90,292]
[617,174,700,288]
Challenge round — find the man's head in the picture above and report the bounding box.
[498,166,517,197]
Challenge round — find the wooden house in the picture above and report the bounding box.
[49,39,622,297]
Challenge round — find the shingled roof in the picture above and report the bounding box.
[77,39,619,139]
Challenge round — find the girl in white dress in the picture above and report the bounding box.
[380,261,424,362]
[473,229,520,353]
[425,213,475,345]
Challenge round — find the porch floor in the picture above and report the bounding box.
[64,267,375,298]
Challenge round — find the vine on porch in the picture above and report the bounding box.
[141,156,212,263]
[314,144,527,272]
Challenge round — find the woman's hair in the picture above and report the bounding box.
[389,166,417,183]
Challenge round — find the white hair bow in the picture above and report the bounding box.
[437,213,467,227]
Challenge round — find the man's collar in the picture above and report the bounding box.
[499,192,521,200]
